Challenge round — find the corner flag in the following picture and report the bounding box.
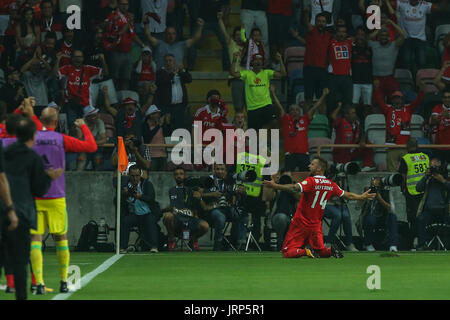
[117,136,128,173]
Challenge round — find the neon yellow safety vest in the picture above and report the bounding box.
[236,152,266,197]
[402,152,430,196]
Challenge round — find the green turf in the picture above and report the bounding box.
[0,252,112,300]
[2,251,450,300]
[70,251,450,300]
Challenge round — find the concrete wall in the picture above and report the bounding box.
[48,172,407,248]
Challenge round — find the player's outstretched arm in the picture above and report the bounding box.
[343,189,376,201]
[262,180,302,194]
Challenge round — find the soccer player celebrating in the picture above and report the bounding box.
[263,156,375,258]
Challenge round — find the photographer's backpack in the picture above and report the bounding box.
[76,220,99,251]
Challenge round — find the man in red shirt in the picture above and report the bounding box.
[331,103,375,171]
[57,26,74,68]
[54,49,107,125]
[193,89,234,166]
[430,88,450,163]
[327,25,353,116]
[273,85,329,171]
[263,156,375,258]
[374,80,425,171]
[302,12,332,109]
[105,0,145,90]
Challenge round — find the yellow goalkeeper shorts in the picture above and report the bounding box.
[31,198,68,236]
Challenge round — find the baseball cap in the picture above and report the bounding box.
[392,91,403,97]
[48,101,60,110]
[83,106,99,118]
[122,97,137,105]
[142,46,152,54]
[145,105,161,117]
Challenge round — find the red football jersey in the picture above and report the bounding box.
[58,64,102,107]
[333,117,362,144]
[106,10,136,53]
[443,47,450,80]
[193,104,234,163]
[328,39,352,76]
[432,104,450,147]
[294,176,345,228]
[281,113,311,154]
[138,63,155,82]
[59,41,73,67]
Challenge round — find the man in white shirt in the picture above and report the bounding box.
[396,0,447,69]
[303,0,338,28]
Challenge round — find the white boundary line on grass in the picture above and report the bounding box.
[52,254,124,300]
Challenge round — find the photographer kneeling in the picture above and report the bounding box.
[119,165,161,253]
[358,177,399,252]
[415,158,450,250]
[202,164,248,251]
[163,167,210,251]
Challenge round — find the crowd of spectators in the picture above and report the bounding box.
[0,0,449,173]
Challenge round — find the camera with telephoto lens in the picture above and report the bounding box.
[380,173,402,187]
[233,170,257,183]
[184,176,215,191]
[430,166,441,175]
[329,162,360,175]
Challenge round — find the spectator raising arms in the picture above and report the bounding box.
[218,11,245,112]
[54,50,106,125]
[273,86,329,172]
[373,79,425,171]
[301,12,332,109]
[230,51,286,131]
[105,0,145,90]
[145,16,205,70]
[368,20,405,103]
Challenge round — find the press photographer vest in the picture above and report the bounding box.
[402,152,429,196]
[236,152,266,197]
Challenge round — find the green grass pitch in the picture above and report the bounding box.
[1,251,450,300]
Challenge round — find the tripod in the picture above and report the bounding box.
[244,222,262,252]
[326,174,351,249]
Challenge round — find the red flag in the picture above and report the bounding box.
[117,136,129,173]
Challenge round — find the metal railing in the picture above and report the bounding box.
[316,144,450,156]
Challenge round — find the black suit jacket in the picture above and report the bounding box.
[155,68,192,107]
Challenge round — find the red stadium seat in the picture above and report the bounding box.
[284,46,305,74]
[416,69,440,94]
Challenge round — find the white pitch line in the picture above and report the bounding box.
[52,254,124,300]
